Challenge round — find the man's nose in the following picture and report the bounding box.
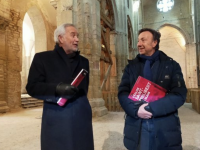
[75,36,79,42]
[137,41,141,47]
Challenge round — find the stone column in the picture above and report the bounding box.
[56,0,73,25]
[186,43,198,88]
[0,0,11,107]
[6,10,21,109]
[73,0,107,117]
[0,22,8,104]
[116,33,128,86]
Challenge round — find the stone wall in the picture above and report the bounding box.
[139,0,197,88]
[0,0,11,20]
[0,30,7,104]
[6,9,21,108]
[142,0,194,42]
[0,0,57,109]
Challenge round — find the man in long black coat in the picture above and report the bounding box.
[118,28,187,150]
[26,23,94,150]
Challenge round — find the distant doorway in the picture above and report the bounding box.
[21,13,35,94]
[21,6,47,94]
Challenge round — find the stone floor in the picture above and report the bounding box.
[0,103,200,150]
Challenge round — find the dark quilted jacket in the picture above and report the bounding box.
[118,51,187,150]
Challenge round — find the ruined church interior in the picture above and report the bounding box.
[0,0,200,149]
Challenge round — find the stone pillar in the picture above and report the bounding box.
[56,0,73,25]
[0,2,11,100]
[116,33,128,86]
[0,22,8,104]
[74,0,107,117]
[186,43,198,88]
[6,10,22,109]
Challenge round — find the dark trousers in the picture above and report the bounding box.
[137,119,155,150]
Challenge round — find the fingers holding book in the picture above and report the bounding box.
[137,103,153,119]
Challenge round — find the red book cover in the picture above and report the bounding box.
[128,76,167,103]
[57,69,88,106]
[71,69,88,87]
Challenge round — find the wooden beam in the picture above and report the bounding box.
[101,28,113,65]
[101,46,112,54]
[100,64,112,90]
[100,55,111,63]
[100,10,114,30]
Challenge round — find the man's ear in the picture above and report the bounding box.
[58,35,63,44]
[152,40,157,48]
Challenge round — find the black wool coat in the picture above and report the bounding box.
[118,51,187,150]
[26,44,94,150]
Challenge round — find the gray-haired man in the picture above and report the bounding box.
[26,23,94,150]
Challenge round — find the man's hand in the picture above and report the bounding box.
[56,83,79,97]
[137,103,153,119]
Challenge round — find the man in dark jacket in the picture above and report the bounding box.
[118,28,187,150]
[26,23,94,150]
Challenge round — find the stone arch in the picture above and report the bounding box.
[21,5,47,94]
[27,6,47,53]
[158,25,189,87]
[158,23,190,44]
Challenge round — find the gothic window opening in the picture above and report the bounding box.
[157,0,174,12]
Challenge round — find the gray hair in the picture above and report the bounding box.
[54,23,76,44]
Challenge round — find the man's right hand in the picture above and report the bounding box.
[137,103,153,119]
[56,83,79,97]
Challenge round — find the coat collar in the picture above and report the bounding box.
[128,50,171,64]
[127,50,172,80]
[54,44,80,77]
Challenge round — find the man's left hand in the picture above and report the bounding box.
[137,103,153,119]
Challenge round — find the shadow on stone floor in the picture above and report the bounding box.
[102,131,126,150]
[183,145,200,150]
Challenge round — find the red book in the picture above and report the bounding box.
[128,76,167,103]
[57,69,88,106]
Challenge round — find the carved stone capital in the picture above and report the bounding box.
[50,0,58,9]
[0,16,10,31]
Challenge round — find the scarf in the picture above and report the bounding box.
[139,50,160,81]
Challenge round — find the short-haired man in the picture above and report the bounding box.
[118,28,187,150]
[26,23,94,150]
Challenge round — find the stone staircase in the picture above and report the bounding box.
[21,94,43,108]
[0,101,10,113]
